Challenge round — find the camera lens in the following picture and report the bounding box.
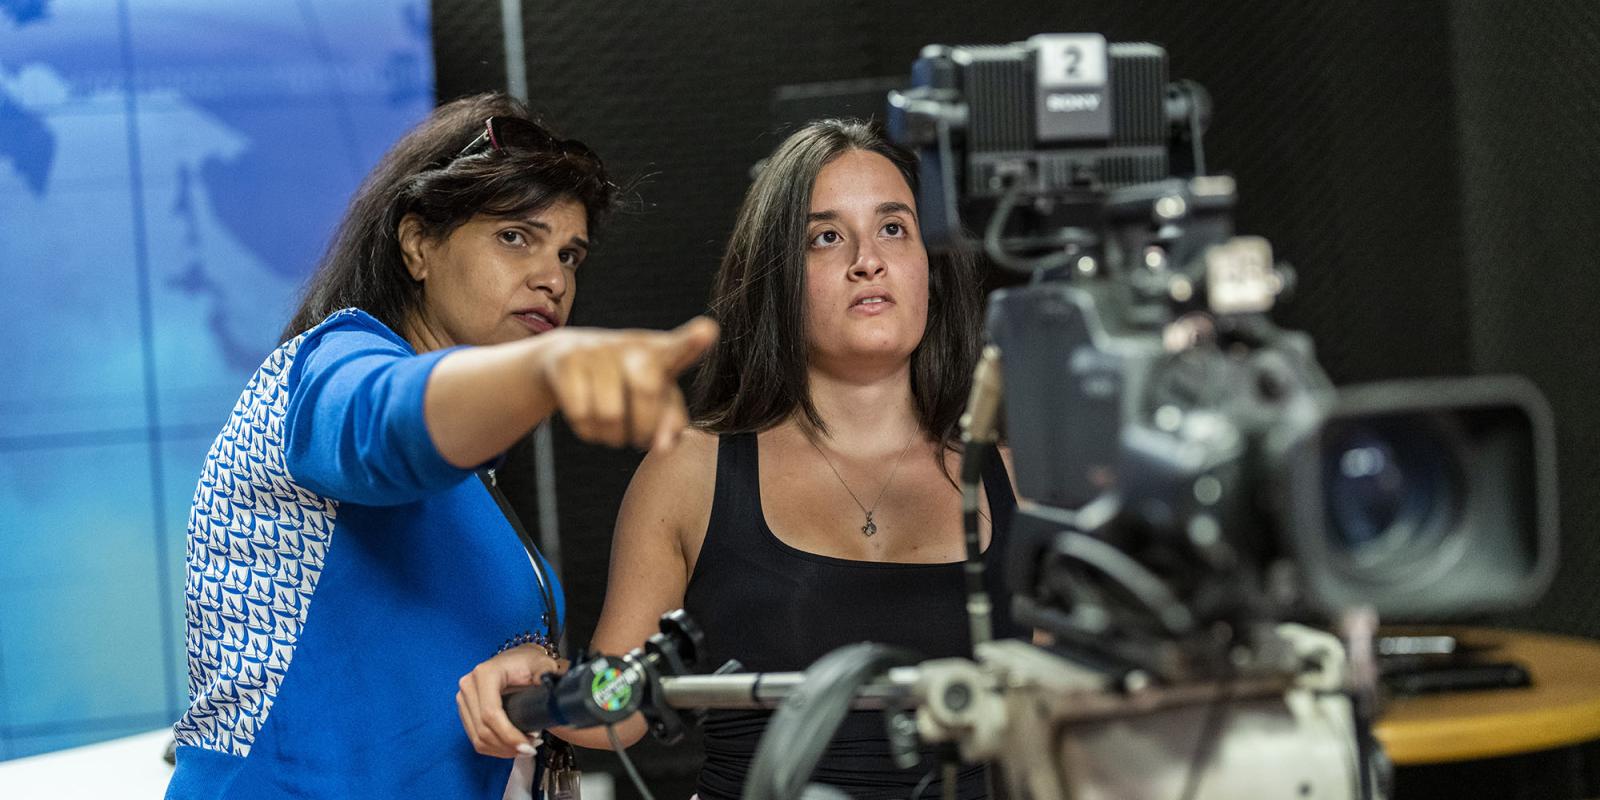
[1322,421,1457,563]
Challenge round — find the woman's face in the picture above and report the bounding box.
[802,149,929,374]
[400,197,588,349]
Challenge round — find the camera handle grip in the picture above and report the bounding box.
[504,678,561,733]
[505,657,650,733]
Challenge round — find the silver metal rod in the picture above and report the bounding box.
[533,422,562,574]
[498,0,528,102]
[658,667,923,710]
[656,665,1290,720]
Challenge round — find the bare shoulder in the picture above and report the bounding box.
[619,427,720,531]
[631,427,718,490]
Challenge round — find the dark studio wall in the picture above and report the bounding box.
[1449,2,1600,646]
[431,0,1600,793]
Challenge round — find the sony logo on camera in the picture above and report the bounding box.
[1032,33,1112,142]
[1045,93,1102,113]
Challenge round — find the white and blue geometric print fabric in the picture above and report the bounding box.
[173,331,338,756]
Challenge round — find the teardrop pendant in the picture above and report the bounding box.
[862,511,878,537]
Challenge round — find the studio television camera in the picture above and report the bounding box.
[506,34,1558,800]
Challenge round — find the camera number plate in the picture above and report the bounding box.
[1030,34,1111,143]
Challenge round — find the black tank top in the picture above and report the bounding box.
[683,432,1024,800]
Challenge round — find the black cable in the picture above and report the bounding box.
[1353,692,1377,800]
[1174,673,1233,800]
[1349,681,1391,800]
[478,470,562,644]
[1055,531,1195,636]
[982,179,1077,276]
[606,723,657,800]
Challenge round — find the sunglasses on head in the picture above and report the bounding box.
[452,115,604,169]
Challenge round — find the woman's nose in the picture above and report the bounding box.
[850,242,886,280]
[529,255,568,299]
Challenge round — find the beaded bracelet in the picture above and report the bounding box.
[498,629,560,659]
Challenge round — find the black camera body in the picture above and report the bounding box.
[504,37,1561,800]
[890,35,1558,676]
[892,35,1204,255]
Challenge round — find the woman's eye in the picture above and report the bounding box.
[883,222,904,237]
[498,229,527,246]
[810,230,841,247]
[559,249,582,268]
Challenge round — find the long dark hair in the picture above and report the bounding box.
[691,119,982,446]
[282,92,615,340]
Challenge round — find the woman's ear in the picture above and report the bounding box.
[397,213,430,282]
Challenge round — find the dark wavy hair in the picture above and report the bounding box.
[691,119,982,447]
[281,92,615,340]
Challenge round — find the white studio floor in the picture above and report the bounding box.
[0,730,175,798]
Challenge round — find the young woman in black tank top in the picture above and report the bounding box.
[683,432,1021,798]
[467,120,1024,799]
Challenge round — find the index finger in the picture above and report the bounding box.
[657,316,720,374]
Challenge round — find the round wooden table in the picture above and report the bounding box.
[1373,628,1600,799]
[1375,628,1600,765]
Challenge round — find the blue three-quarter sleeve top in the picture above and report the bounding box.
[166,308,562,799]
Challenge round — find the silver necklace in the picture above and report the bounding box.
[807,430,919,537]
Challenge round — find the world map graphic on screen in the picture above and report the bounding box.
[0,0,433,759]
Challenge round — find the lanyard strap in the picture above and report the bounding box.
[478,468,563,646]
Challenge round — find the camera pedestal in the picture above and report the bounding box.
[915,633,1364,800]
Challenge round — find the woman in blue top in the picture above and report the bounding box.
[165,92,716,800]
